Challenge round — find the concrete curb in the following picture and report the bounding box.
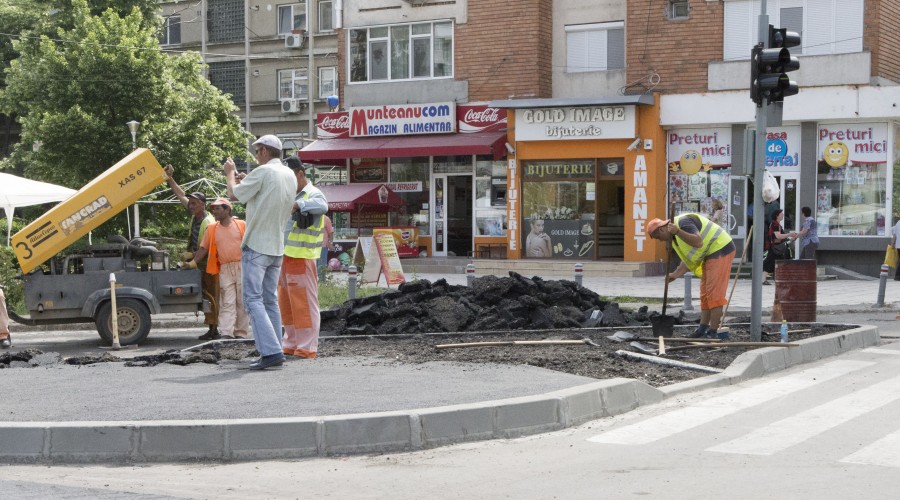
[0,326,880,464]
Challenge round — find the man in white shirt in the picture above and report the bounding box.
[224,135,297,370]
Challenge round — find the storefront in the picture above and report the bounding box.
[299,103,508,257]
[489,95,669,263]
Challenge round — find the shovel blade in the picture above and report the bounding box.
[606,331,639,342]
[650,314,677,337]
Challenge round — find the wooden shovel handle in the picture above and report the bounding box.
[436,340,587,349]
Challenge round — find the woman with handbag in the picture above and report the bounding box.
[763,209,797,285]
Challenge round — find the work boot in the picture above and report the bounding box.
[198,325,221,341]
[688,325,708,339]
[0,333,9,349]
[717,330,731,341]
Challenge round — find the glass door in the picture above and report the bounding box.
[433,176,446,256]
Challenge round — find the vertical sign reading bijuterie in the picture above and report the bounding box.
[507,158,519,255]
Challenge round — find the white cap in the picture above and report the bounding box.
[252,134,282,150]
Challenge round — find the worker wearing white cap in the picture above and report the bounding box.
[223,135,297,370]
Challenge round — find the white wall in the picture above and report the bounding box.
[552,0,627,98]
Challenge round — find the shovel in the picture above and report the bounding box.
[650,240,677,337]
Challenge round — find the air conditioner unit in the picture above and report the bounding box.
[285,33,304,49]
[281,99,306,113]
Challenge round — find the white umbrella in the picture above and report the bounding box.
[0,172,76,245]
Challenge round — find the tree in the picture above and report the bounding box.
[0,0,249,239]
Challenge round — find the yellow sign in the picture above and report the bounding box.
[374,233,406,286]
[13,148,166,273]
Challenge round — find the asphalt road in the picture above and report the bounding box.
[3,339,900,499]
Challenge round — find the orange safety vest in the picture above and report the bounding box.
[205,219,246,275]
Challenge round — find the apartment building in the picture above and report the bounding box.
[158,0,340,157]
[298,0,551,259]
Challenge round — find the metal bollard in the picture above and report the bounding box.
[574,262,583,287]
[466,263,475,287]
[683,272,695,311]
[876,264,889,307]
[348,265,358,300]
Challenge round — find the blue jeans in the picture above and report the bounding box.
[241,247,284,357]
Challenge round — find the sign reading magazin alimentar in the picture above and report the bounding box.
[514,106,637,141]
[350,102,456,137]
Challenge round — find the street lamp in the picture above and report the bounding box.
[126,120,140,150]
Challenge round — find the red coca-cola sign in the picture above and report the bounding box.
[316,112,350,139]
[457,104,507,133]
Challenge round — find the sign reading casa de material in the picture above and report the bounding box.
[515,106,636,141]
[350,102,456,137]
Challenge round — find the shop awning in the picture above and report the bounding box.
[298,131,508,161]
[319,183,405,212]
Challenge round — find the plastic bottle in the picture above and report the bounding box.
[780,320,789,343]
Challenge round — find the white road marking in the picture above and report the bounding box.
[860,348,900,356]
[840,429,900,468]
[708,374,900,455]
[587,360,874,445]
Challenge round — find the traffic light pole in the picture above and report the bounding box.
[750,6,769,342]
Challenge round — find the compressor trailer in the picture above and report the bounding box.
[10,149,205,345]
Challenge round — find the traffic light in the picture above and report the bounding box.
[750,25,801,106]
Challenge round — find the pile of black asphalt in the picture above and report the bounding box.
[320,273,674,336]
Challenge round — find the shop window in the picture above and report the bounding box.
[433,155,473,174]
[349,20,453,83]
[522,160,596,259]
[279,2,307,35]
[475,157,507,236]
[816,123,889,236]
[389,157,430,236]
[565,21,625,73]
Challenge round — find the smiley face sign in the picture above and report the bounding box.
[680,150,702,175]
[823,141,849,168]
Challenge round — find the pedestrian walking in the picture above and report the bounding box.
[225,135,297,370]
[891,216,900,281]
[279,157,328,358]
[318,214,334,274]
[796,206,819,260]
[647,213,736,340]
[164,166,219,340]
[763,209,796,285]
[186,198,250,339]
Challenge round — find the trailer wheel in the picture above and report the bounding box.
[95,298,152,346]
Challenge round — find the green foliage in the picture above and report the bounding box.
[318,274,384,309]
[0,245,25,314]
[0,0,249,237]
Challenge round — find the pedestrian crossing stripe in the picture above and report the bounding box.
[707,373,900,455]
[840,429,900,468]
[587,360,874,446]
[861,348,900,356]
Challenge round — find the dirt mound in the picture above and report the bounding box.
[321,273,674,336]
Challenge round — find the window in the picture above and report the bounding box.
[279,68,309,100]
[318,0,333,32]
[160,15,181,45]
[208,61,245,103]
[670,0,690,19]
[279,2,307,35]
[389,158,430,235]
[565,22,625,73]
[318,66,337,99]
[349,20,453,82]
[522,160,597,259]
[723,0,863,61]
[816,123,889,237]
[207,0,245,43]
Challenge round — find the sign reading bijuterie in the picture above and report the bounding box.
[524,160,595,180]
[350,102,456,137]
[12,148,166,274]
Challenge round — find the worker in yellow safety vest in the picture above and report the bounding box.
[647,213,736,340]
[278,157,328,358]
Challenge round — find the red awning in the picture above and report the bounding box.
[318,183,405,212]
[298,131,508,161]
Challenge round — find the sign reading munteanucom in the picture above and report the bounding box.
[349,102,457,137]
